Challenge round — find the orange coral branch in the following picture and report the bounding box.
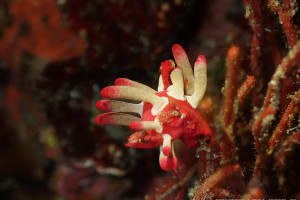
[243,0,264,37]
[275,131,300,170]
[253,42,300,149]
[218,133,236,164]
[253,154,269,178]
[263,40,300,110]
[268,88,300,153]
[211,188,232,198]
[197,148,208,181]
[267,0,298,48]
[197,137,221,181]
[252,106,276,153]
[146,165,197,200]
[280,77,294,113]
[250,36,264,107]
[242,187,263,200]
[223,46,242,142]
[243,0,264,107]
[194,164,240,200]
[266,31,282,67]
[235,76,256,113]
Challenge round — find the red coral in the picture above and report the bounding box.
[0,0,85,67]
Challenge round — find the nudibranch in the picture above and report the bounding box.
[95,44,212,172]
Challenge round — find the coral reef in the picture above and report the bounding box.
[0,0,300,199]
[0,0,85,70]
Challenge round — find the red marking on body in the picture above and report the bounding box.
[172,44,185,59]
[163,146,171,156]
[195,54,206,66]
[114,78,132,86]
[126,131,162,148]
[165,97,212,145]
[140,93,212,150]
[160,155,178,172]
[169,97,212,137]
[160,60,174,89]
[160,156,169,171]
[142,102,156,121]
[100,86,120,98]
[96,100,112,112]
[94,113,114,125]
[129,121,143,131]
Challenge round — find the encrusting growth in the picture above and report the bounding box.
[95,44,212,172]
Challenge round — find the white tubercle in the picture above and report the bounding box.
[172,44,195,95]
[100,100,144,115]
[170,68,184,97]
[137,102,144,116]
[187,55,207,108]
[138,121,162,130]
[154,117,163,133]
[115,78,157,93]
[167,85,185,100]
[109,86,165,111]
[151,96,168,116]
[96,112,141,126]
[158,75,164,92]
[127,79,156,94]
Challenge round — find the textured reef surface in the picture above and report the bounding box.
[0,0,300,199]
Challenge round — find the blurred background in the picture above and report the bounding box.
[0,0,293,199]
